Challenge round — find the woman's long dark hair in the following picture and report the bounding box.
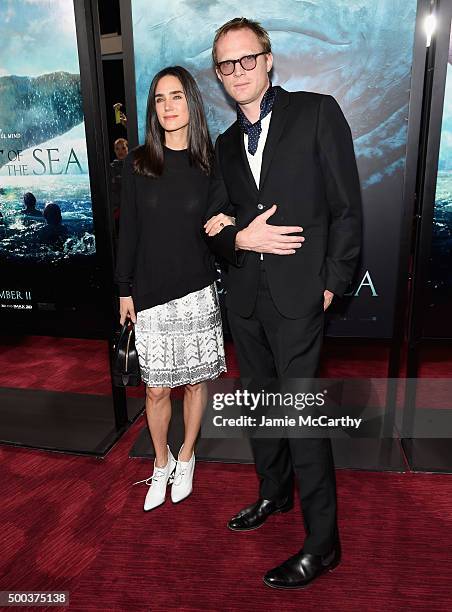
[133,66,213,177]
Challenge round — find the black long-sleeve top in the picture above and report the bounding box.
[114,147,216,313]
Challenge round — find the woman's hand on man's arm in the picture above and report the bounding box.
[204,213,235,236]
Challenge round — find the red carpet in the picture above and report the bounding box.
[1,335,451,610]
[1,335,448,398]
[0,335,393,396]
[1,416,451,612]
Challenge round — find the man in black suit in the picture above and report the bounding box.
[205,17,362,589]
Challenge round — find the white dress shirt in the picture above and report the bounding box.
[243,111,272,260]
[243,111,272,188]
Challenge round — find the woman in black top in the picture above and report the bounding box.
[115,67,228,511]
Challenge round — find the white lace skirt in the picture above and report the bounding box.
[134,283,227,387]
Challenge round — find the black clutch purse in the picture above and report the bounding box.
[112,319,142,386]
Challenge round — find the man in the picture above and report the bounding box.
[38,202,68,248]
[204,18,362,589]
[21,192,43,218]
[110,138,129,236]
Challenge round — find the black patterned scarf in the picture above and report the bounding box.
[237,84,277,155]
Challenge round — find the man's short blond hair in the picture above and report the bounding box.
[114,138,128,147]
[212,17,271,65]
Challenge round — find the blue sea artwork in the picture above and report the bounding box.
[431,37,452,298]
[131,0,418,189]
[0,0,95,262]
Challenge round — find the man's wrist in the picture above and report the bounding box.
[235,228,248,251]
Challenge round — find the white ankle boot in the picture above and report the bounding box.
[171,445,195,503]
[133,445,176,511]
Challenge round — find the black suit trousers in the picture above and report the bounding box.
[227,263,338,555]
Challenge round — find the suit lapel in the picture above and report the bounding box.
[235,123,259,197]
[259,87,290,191]
[225,87,290,197]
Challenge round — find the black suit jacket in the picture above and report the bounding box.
[206,87,362,319]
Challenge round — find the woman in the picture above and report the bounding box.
[115,66,228,511]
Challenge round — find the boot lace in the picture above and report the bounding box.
[172,463,187,487]
[133,466,167,486]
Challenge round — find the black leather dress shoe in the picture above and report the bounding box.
[263,546,341,589]
[227,497,293,531]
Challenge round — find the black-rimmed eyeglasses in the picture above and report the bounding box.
[216,52,268,76]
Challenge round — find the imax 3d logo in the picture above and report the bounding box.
[0,289,32,301]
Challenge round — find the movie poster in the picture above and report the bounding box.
[0,0,98,330]
[425,23,452,338]
[129,0,418,337]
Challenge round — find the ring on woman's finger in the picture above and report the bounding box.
[219,222,224,227]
